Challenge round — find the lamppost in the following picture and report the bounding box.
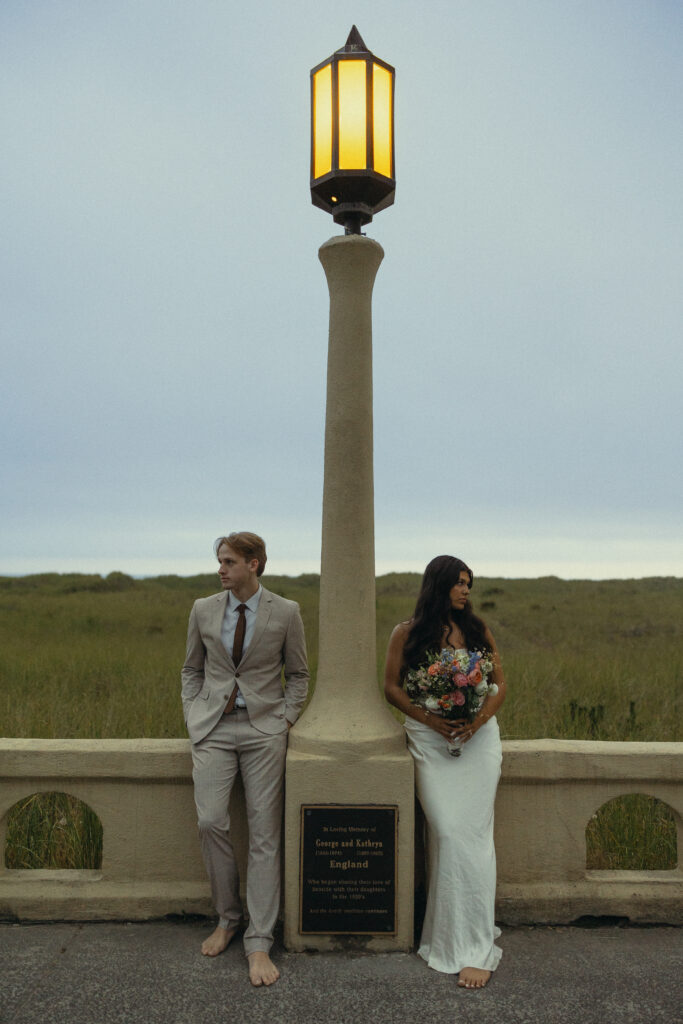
[284,28,413,954]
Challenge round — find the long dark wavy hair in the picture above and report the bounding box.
[402,555,490,673]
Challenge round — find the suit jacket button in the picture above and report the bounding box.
[235,672,240,678]
[223,694,230,700]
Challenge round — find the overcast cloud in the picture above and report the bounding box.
[1,0,681,579]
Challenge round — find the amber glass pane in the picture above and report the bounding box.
[373,64,393,178]
[313,64,332,179]
[338,60,366,169]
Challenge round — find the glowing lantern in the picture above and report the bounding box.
[310,26,395,234]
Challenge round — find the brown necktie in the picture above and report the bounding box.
[224,603,248,715]
[232,604,248,665]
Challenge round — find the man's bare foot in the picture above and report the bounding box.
[457,967,491,989]
[247,951,280,987]
[201,924,238,957]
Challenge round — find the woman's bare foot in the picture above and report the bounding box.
[201,924,238,957]
[247,951,280,987]
[457,967,491,989]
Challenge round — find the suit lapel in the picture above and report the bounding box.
[210,591,234,668]
[239,588,273,668]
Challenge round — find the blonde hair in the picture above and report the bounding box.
[214,532,267,577]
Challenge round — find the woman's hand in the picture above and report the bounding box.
[444,718,475,743]
[423,711,459,739]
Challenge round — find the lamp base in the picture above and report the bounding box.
[332,202,373,235]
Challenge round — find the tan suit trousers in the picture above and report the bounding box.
[191,709,288,955]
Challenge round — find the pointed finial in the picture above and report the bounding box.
[339,25,369,53]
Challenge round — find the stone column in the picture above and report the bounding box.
[283,234,414,951]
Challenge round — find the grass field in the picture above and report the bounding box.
[1,571,680,872]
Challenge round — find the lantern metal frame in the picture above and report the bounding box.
[310,26,396,235]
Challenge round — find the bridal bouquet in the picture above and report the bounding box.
[404,648,498,756]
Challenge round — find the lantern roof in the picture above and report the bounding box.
[337,25,369,54]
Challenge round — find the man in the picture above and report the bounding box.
[181,531,309,986]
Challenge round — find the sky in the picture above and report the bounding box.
[1,0,681,580]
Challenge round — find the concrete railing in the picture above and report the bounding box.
[494,740,681,924]
[0,739,680,925]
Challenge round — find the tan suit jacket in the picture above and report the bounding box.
[181,586,309,745]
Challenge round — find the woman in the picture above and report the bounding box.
[384,555,507,989]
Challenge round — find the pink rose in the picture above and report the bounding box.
[454,673,469,688]
[428,663,441,677]
[453,690,466,706]
[468,665,483,685]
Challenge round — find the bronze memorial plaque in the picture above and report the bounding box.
[299,804,397,934]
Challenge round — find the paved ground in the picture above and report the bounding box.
[1,920,681,1024]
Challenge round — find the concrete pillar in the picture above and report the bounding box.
[284,235,414,951]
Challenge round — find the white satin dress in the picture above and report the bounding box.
[404,687,503,975]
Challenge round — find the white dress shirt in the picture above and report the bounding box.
[220,586,262,707]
